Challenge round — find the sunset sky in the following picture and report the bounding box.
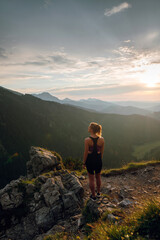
[0,0,160,101]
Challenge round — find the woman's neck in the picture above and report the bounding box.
[90,133,98,138]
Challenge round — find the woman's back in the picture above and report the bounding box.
[87,136,104,154]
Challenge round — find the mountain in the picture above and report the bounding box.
[114,101,160,109]
[32,92,153,116]
[32,92,61,103]
[148,104,160,112]
[0,85,23,96]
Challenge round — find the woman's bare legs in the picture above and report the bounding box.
[87,172,96,197]
[95,173,101,193]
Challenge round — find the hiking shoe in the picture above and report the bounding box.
[90,194,96,201]
[96,192,101,198]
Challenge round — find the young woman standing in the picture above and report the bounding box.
[83,122,105,200]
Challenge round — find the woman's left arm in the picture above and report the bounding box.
[83,138,89,166]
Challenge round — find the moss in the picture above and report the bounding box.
[50,150,64,169]
[20,178,36,185]
[43,232,81,240]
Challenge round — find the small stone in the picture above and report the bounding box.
[106,202,117,208]
[78,175,85,180]
[107,213,118,222]
[118,198,133,207]
[102,198,109,204]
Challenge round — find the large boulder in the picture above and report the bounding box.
[26,146,63,178]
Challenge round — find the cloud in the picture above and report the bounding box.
[124,40,131,43]
[1,45,160,101]
[43,0,52,9]
[146,31,159,41]
[0,47,8,59]
[104,2,132,17]
[48,82,157,98]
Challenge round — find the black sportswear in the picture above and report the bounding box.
[85,136,102,175]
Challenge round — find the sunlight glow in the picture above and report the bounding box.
[139,64,160,87]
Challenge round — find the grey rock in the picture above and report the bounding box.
[41,178,60,207]
[118,198,133,207]
[27,146,61,178]
[61,172,84,201]
[0,146,84,240]
[107,213,118,222]
[0,182,23,210]
[35,207,54,231]
[84,199,102,221]
[34,224,66,240]
[26,183,35,195]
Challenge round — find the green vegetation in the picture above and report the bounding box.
[101,159,160,176]
[101,208,124,222]
[63,156,83,171]
[1,86,160,188]
[82,199,102,235]
[42,199,160,239]
[43,233,81,240]
[132,141,160,160]
[87,199,160,240]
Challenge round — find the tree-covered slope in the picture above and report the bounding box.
[1,86,160,188]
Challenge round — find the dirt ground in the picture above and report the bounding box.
[79,163,160,217]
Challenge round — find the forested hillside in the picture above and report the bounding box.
[1,86,160,188]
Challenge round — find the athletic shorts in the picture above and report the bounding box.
[85,152,102,175]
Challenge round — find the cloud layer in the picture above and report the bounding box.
[1,42,160,101]
[104,2,132,17]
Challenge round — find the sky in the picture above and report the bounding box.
[0,0,160,101]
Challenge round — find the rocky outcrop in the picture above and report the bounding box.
[26,146,62,178]
[0,146,84,240]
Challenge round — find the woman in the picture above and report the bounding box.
[83,122,105,201]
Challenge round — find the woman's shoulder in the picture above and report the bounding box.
[98,136,105,142]
[84,137,91,142]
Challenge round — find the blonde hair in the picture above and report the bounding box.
[89,122,102,137]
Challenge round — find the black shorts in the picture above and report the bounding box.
[85,152,102,175]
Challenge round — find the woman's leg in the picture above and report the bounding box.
[95,173,101,193]
[87,172,96,197]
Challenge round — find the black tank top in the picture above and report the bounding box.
[89,136,99,153]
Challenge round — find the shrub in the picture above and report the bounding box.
[133,199,160,239]
[63,156,83,171]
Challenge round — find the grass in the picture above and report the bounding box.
[101,159,160,177]
[101,208,124,222]
[67,159,160,178]
[132,141,160,160]
[87,198,160,240]
[43,198,160,240]
[43,233,82,240]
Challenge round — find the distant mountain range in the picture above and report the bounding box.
[32,92,160,116]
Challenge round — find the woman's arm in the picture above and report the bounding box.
[83,138,89,165]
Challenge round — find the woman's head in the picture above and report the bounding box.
[88,122,102,137]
